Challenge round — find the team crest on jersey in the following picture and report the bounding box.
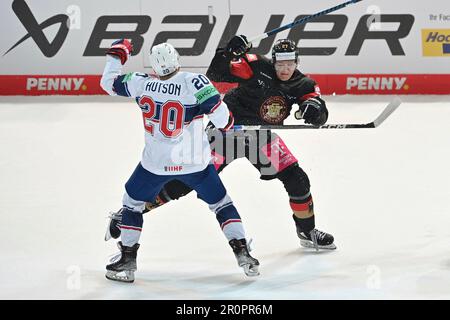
[259,96,288,124]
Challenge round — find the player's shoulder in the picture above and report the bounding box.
[174,71,199,82]
[182,71,210,80]
[289,71,321,97]
[182,72,215,91]
[179,72,219,103]
[123,71,152,81]
[245,53,270,65]
[120,72,154,87]
[292,71,316,86]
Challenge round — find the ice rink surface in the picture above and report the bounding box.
[0,95,449,299]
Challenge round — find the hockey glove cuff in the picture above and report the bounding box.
[106,39,133,65]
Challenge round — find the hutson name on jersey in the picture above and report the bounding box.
[145,81,181,96]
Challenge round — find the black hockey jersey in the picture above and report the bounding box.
[206,48,324,125]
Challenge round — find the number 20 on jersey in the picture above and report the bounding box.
[138,96,185,138]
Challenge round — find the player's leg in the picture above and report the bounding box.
[106,163,167,282]
[143,127,235,210]
[142,128,234,211]
[104,130,237,241]
[248,130,336,250]
[104,130,239,242]
[104,178,193,241]
[277,163,335,250]
[145,180,193,210]
[140,128,237,212]
[180,164,260,277]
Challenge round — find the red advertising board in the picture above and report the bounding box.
[1,74,448,96]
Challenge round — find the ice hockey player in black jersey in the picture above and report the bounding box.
[106,36,336,251]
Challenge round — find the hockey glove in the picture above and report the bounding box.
[106,39,133,65]
[225,35,252,58]
[295,97,328,126]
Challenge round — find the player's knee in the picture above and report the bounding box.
[277,163,311,198]
[208,194,233,214]
[209,194,241,226]
[122,192,146,213]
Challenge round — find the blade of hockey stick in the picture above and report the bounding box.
[232,97,402,130]
[372,96,402,128]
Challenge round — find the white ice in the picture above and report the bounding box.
[0,95,449,299]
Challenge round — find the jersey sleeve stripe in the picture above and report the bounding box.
[207,100,222,114]
[222,112,234,131]
[196,93,221,114]
[184,115,204,125]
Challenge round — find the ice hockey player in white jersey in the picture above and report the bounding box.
[100,39,259,282]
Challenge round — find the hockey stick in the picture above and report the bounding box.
[232,97,401,130]
[247,0,363,43]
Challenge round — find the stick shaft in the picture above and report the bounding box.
[232,97,401,130]
[248,0,363,43]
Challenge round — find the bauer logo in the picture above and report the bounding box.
[4,0,69,57]
[346,77,408,91]
[26,77,86,91]
[422,29,450,57]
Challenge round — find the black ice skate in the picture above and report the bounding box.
[104,209,123,241]
[297,229,336,251]
[229,238,260,277]
[105,241,140,283]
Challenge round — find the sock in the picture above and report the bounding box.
[120,208,144,246]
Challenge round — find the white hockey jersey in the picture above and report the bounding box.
[101,56,233,175]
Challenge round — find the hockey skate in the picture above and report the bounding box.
[104,209,123,241]
[229,238,260,277]
[297,228,336,251]
[105,241,140,283]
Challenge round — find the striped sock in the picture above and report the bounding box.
[120,208,144,247]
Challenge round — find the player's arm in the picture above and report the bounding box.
[207,100,234,131]
[189,74,234,130]
[100,39,148,97]
[206,35,257,83]
[294,78,329,126]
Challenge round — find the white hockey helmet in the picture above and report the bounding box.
[149,43,181,76]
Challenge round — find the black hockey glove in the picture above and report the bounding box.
[225,35,252,58]
[295,97,328,126]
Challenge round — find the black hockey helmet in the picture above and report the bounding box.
[271,39,299,63]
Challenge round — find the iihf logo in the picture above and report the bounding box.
[3,0,70,57]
